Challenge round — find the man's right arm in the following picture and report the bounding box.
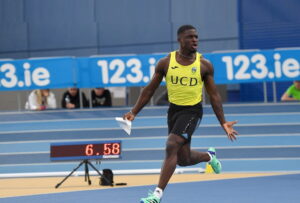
[61,93,67,108]
[123,57,167,121]
[281,86,296,101]
[201,58,238,141]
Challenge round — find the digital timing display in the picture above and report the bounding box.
[50,140,121,161]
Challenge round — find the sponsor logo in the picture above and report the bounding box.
[191,67,197,74]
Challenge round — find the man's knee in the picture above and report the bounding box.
[165,134,185,155]
[165,140,179,155]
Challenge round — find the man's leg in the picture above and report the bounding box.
[140,133,185,202]
[157,133,186,190]
[177,143,210,166]
[177,144,222,173]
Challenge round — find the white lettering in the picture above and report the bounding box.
[282,58,300,78]
[222,56,234,80]
[0,63,18,88]
[23,62,31,86]
[32,67,50,86]
[273,53,282,78]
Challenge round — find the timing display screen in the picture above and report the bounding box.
[50,140,121,161]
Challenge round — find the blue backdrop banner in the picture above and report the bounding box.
[207,49,300,84]
[0,49,299,91]
[0,57,76,91]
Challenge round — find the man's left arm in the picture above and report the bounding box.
[202,59,238,141]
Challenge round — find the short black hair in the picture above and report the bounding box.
[177,25,196,36]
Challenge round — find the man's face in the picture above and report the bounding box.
[94,88,104,96]
[294,81,300,90]
[68,88,78,96]
[178,29,198,53]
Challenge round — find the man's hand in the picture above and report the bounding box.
[66,103,75,109]
[38,105,46,111]
[123,111,136,121]
[222,121,238,141]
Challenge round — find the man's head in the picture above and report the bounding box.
[68,87,78,96]
[94,87,105,96]
[177,25,198,53]
[294,81,300,90]
[177,25,196,36]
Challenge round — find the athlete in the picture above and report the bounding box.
[123,25,238,203]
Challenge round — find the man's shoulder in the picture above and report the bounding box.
[288,85,299,93]
[200,56,212,66]
[156,53,171,69]
[200,56,213,73]
[159,53,171,63]
[104,89,111,96]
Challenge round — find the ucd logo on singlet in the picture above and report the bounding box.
[170,75,198,86]
[191,67,197,74]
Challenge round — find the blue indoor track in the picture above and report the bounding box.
[2,173,300,203]
[1,102,300,202]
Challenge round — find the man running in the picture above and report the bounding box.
[123,25,238,203]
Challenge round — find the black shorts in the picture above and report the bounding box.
[167,102,203,142]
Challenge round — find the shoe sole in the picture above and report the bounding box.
[211,160,222,174]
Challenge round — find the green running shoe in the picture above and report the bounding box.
[140,191,161,203]
[208,147,222,174]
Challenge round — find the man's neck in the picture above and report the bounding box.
[178,50,196,60]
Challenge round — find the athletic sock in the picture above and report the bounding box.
[207,152,213,163]
[153,187,163,199]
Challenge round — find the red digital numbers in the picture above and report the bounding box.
[85,144,94,156]
[84,143,120,156]
[104,143,120,155]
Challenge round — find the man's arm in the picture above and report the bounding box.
[123,57,167,121]
[202,58,238,141]
[61,93,67,108]
[281,92,296,101]
[281,86,297,101]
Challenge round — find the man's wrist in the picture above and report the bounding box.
[130,110,136,116]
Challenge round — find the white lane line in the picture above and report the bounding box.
[1,133,300,144]
[0,107,133,115]
[0,122,300,134]
[0,160,164,167]
[0,151,48,155]
[0,105,187,115]
[0,112,300,124]
[122,145,300,151]
[0,102,298,115]
[0,117,123,124]
[1,157,300,167]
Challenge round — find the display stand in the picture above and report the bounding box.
[55,159,113,188]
